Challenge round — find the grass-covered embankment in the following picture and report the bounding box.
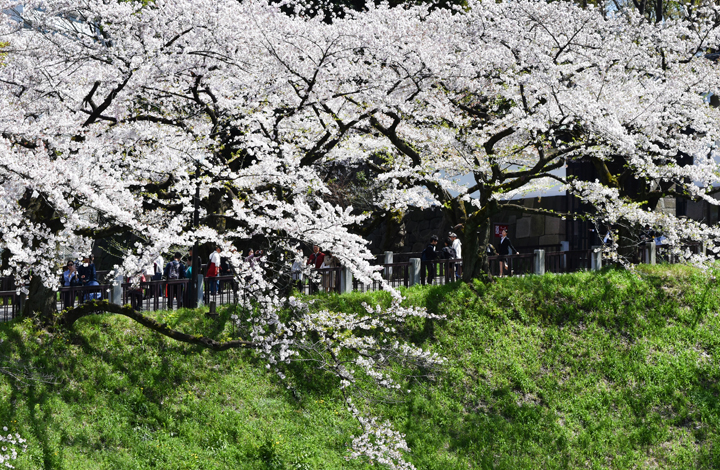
[1,265,720,469]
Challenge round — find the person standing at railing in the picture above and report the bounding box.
[441,237,456,283]
[78,255,101,300]
[164,252,187,309]
[449,232,462,280]
[127,270,146,311]
[291,247,304,290]
[185,249,202,278]
[62,260,81,309]
[206,246,222,295]
[321,250,340,292]
[442,238,456,259]
[307,245,325,269]
[63,261,81,287]
[498,228,519,277]
[421,235,438,285]
[307,245,325,294]
[152,253,164,281]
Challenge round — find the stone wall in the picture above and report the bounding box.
[367,196,568,254]
[490,195,567,251]
[366,190,720,255]
[366,206,451,253]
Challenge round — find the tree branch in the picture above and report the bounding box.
[62,300,258,351]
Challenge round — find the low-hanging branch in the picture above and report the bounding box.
[61,300,258,351]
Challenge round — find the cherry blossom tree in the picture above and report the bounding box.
[0,0,445,466]
[362,0,720,277]
[1,0,720,466]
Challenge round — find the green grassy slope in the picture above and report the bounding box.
[2,265,720,469]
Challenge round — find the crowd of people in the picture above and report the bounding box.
[420,232,464,284]
[61,254,101,306]
[303,245,341,292]
[57,222,684,312]
[59,229,521,309]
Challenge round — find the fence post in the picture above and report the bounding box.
[384,251,393,280]
[533,249,545,275]
[701,241,707,257]
[16,292,25,318]
[591,246,602,271]
[340,266,353,294]
[648,241,656,265]
[110,274,124,305]
[408,258,421,286]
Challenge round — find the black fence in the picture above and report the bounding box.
[122,279,189,312]
[303,268,343,294]
[3,242,712,318]
[545,250,592,274]
[0,290,20,322]
[204,276,238,305]
[58,284,112,311]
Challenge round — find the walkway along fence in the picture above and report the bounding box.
[0,241,703,319]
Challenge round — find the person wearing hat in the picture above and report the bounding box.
[449,232,462,280]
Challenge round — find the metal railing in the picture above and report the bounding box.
[9,242,710,317]
[121,279,189,312]
[58,284,112,311]
[0,291,20,321]
[545,250,592,274]
[203,275,238,305]
[487,253,534,277]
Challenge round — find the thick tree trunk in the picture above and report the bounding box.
[654,0,662,23]
[22,275,57,320]
[461,216,491,282]
[617,224,637,263]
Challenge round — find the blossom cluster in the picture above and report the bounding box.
[0,428,25,469]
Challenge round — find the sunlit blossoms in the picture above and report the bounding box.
[1,0,720,467]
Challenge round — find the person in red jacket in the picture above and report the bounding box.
[307,245,325,269]
[306,245,325,293]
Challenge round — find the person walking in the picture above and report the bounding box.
[498,228,519,277]
[421,235,438,285]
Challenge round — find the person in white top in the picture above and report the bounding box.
[209,247,221,267]
[449,232,462,280]
[152,254,164,280]
[207,246,222,295]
